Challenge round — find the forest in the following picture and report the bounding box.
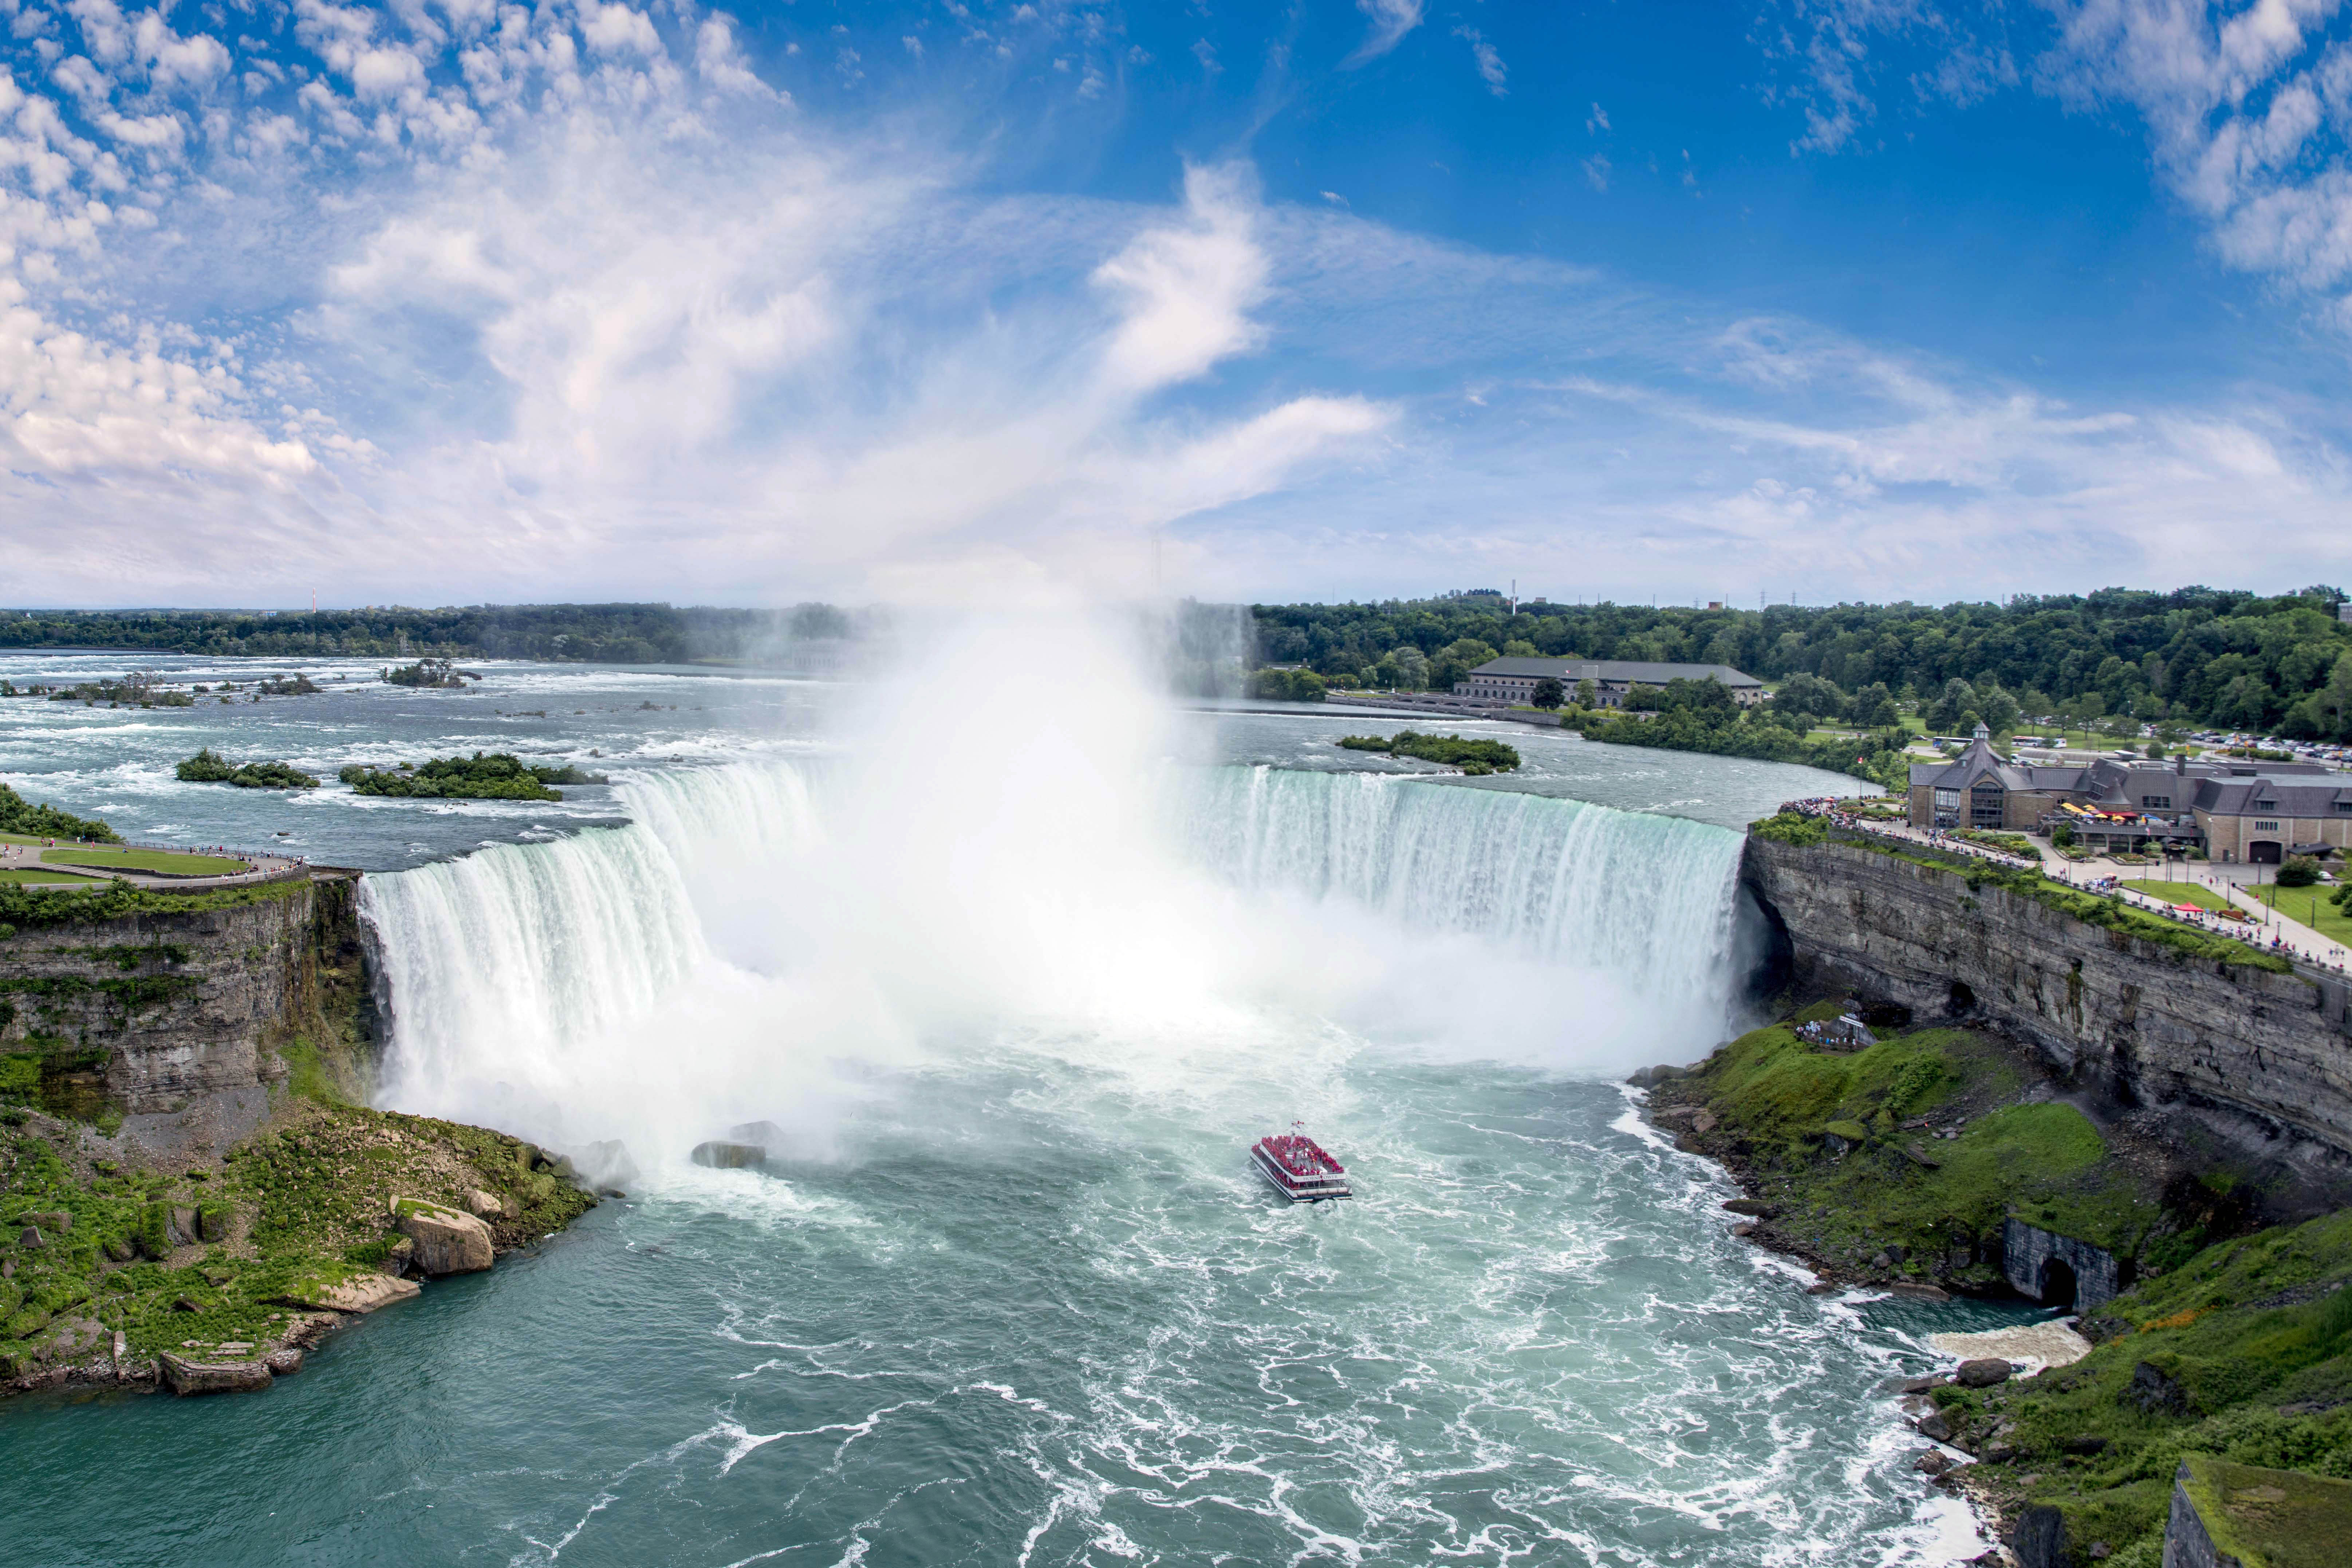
[0,603,857,665]
[1249,586,2352,740]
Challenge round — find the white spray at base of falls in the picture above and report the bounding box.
[362,751,1749,1160]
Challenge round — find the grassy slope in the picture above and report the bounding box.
[1,899,595,1390]
[0,1098,595,1384]
[2179,1453,2352,1568]
[2120,880,2238,914]
[2247,885,2352,946]
[1932,1212,2352,1566]
[1660,1007,2352,1565]
[42,848,250,876]
[0,869,105,886]
[1657,1015,2174,1284]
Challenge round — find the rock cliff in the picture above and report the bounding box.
[1741,834,2352,1193]
[0,876,371,1119]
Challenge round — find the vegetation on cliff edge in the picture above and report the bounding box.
[1746,813,2294,973]
[1933,1210,2352,1566]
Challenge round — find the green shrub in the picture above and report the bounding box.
[174,748,235,782]
[2276,855,2320,888]
[136,1202,169,1260]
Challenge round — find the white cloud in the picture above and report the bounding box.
[1454,26,1506,97]
[1344,0,1423,66]
[693,13,772,98]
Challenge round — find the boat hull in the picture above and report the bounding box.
[1252,1142,1351,1202]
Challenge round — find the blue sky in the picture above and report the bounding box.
[3,0,2349,608]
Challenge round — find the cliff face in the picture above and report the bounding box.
[0,877,370,1116]
[1740,835,2352,1175]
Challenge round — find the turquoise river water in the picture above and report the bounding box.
[0,647,2036,1566]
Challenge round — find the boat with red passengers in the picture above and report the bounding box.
[1252,1123,1351,1202]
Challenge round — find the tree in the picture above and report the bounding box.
[2276,855,2321,888]
[1848,681,1899,728]
[1501,638,1539,658]
[1529,677,1564,710]
[1383,645,1430,691]
[1430,638,1500,693]
[1576,678,1597,707]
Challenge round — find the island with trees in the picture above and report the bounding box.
[1337,732,1522,775]
[176,750,321,790]
[336,753,606,801]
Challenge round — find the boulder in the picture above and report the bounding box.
[1915,1409,1954,1443]
[1731,1222,1758,1238]
[264,1348,304,1376]
[170,1206,198,1245]
[1955,1358,2014,1388]
[464,1189,505,1220]
[691,1141,764,1170]
[159,1352,272,1396]
[1888,1282,1953,1302]
[17,1226,41,1250]
[2009,1504,2066,1568]
[1912,1449,1952,1476]
[1721,1198,1776,1217]
[103,1237,134,1262]
[1898,1375,1943,1394]
[272,1273,422,1315]
[2124,1359,2190,1416]
[392,1198,493,1275]
[385,1236,415,1276]
[22,1209,70,1233]
[197,1205,232,1243]
[1626,1064,1686,1088]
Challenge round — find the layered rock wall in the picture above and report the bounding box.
[1741,835,2352,1174]
[0,876,368,1114]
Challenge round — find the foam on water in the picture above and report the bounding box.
[345,742,1996,1565]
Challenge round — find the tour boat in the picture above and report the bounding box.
[1252,1123,1352,1202]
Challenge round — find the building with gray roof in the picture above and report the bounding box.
[1457,657,1764,709]
[1909,724,2349,862]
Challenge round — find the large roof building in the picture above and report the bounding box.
[1908,725,2351,863]
[1457,658,1765,709]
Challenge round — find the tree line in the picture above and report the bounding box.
[0,603,859,665]
[1249,586,2352,740]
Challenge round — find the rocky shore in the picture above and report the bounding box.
[1635,1004,2352,1566]
[0,1097,600,1403]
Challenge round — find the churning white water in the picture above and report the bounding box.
[363,755,1749,1153]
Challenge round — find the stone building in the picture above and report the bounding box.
[1908,726,2348,861]
[1457,657,1764,708]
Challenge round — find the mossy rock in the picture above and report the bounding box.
[1822,1119,1870,1145]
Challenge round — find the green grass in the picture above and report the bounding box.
[0,869,104,886]
[2245,884,2352,947]
[2179,1454,2352,1568]
[42,848,250,876]
[2121,879,2240,913]
[0,1103,597,1384]
[1926,1208,2352,1564]
[1671,1021,2166,1273]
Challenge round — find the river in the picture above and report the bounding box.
[0,642,2028,1566]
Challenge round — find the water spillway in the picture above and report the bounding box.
[361,760,1751,1130]
[317,761,1991,1567]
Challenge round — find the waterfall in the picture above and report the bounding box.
[361,759,1750,1142]
[1177,765,1743,998]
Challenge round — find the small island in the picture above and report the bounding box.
[337,752,605,801]
[1337,731,1522,775]
[176,750,320,790]
[381,659,477,689]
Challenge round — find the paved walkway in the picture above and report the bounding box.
[1784,803,2351,979]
